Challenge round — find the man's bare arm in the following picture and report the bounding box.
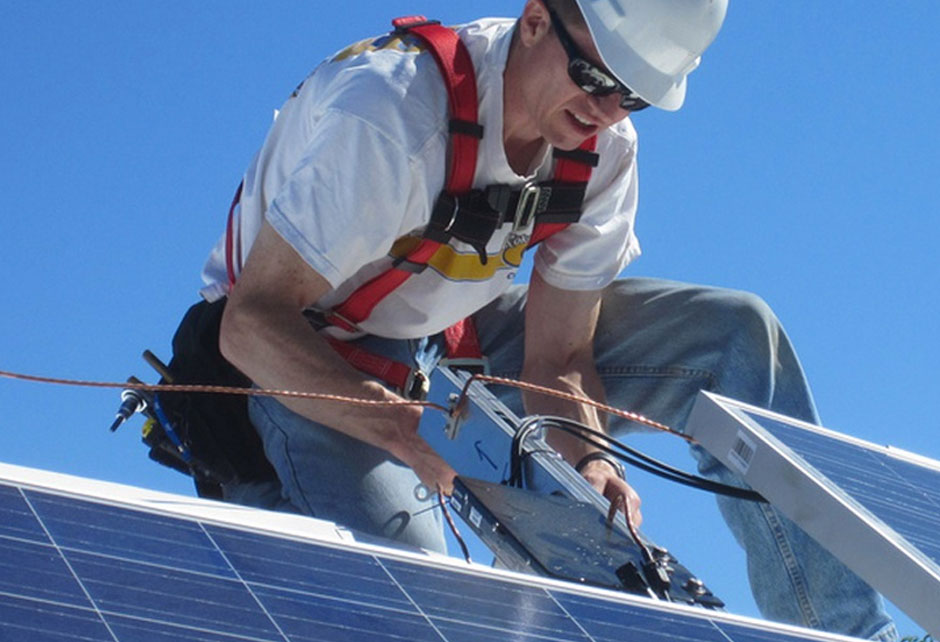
[219,221,456,492]
[521,270,642,525]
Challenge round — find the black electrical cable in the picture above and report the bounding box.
[547,418,765,501]
[510,415,766,503]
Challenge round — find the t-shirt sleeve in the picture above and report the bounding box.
[265,109,426,288]
[533,135,641,291]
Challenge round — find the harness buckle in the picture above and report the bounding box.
[404,369,430,401]
[303,308,362,335]
[439,356,490,376]
[513,182,550,235]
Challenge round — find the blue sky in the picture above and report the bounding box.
[1,1,938,637]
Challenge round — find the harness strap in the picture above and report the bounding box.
[225,181,244,290]
[529,138,598,247]
[392,17,481,194]
[325,337,416,393]
[320,17,483,334]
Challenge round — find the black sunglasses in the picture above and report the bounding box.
[547,7,650,112]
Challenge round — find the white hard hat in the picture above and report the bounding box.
[574,0,728,111]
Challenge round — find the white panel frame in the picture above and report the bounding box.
[686,391,940,638]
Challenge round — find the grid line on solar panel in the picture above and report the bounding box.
[0,593,113,641]
[0,484,49,542]
[103,611,288,642]
[205,525,416,611]
[105,614,282,642]
[372,555,449,640]
[250,584,443,641]
[24,488,236,577]
[201,523,292,642]
[548,590,600,641]
[552,591,732,642]
[743,412,940,566]
[19,488,123,641]
[66,552,284,639]
[380,558,592,640]
[0,537,98,607]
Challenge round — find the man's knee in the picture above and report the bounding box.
[692,287,780,346]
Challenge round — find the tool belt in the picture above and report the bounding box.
[151,297,480,497]
[150,298,277,498]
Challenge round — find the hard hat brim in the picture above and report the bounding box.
[576,0,727,112]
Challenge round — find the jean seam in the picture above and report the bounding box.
[758,501,822,628]
[250,397,316,517]
[491,365,719,385]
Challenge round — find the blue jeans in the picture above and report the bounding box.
[226,277,897,641]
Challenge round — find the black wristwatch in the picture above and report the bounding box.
[574,451,626,480]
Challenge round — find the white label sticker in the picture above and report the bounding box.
[469,506,482,529]
[450,494,463,512]
[728,430,757,474]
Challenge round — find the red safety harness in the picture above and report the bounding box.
[225,16,598,398]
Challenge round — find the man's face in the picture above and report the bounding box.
[522,6,633,150]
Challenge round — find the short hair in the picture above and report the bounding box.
[546,0,588,30]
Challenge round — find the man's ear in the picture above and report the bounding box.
[518,0,552,48]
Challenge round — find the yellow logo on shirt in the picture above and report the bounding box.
[332,33,425,63]
[390,234,528,282]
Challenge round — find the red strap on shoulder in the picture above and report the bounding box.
[392,17,480,194]
[553,135,598,183]
[225,181,244,290]
[325,238,442,332]
[528,135,597,247]
[330,18,482,330]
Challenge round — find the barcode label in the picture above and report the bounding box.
[728,431,757,474]
[469,506,483,528]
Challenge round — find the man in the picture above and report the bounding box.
[198,1,897,639]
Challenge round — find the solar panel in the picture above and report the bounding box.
[0,461,866,642]
[686,391,940,639]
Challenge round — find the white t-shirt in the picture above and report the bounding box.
[201,18,641,339]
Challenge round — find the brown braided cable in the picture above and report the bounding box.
[0,368,448,413]
[0,367,690,443]
[457,373,695,444]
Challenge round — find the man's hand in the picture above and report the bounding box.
[386,404,458,496]
[578,457,643,528]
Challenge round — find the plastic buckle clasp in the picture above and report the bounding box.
[512,182,542,235]
[404,368,430,401]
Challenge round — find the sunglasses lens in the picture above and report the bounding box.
[620,94,650,111]
[569,59,618,95]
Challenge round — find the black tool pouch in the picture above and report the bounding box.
[153,298,277,497]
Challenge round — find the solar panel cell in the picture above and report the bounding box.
[250,585,439,642]
[0,484,48,542]
[25,490,235,577]
[105,615,271,642]
[0,594,113,642]
[382,558,591,640]
[206,526,414,611]
[554,593,730,642]
[68,552,285,639]
[0,537,91,607]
